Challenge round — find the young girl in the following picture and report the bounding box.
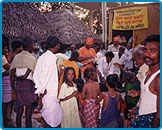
[96,74,121,128]
[58,67,82,128]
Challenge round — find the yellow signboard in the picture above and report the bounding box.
[112,6,148,30]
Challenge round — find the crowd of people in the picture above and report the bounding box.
[2,34,160,128]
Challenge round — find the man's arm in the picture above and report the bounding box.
[3,63,10,71]
[37,89,47,110]
[128,90,140,97]
[95,92,103,104]
[114,63,125,72]
[10,68,16,100]
[78,56,94,62]
[152,75,160,128]
[96,69,105,82]
[2,70,9,77]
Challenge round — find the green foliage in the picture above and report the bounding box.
[49,2,73,11]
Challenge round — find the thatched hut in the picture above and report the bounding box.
[2,2,102,45]
[44,9,102,44]
[2,2,57,41]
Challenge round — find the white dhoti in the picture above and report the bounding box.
[41,95,63,127]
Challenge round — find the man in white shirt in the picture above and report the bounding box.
[112,47,126,78]
[108,37,121,53]
[124,42,134,71]
[97,51,114,80]
[33,36,63,128]
[99,43,106,56]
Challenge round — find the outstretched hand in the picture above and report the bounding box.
[128,90,139,97]
[37,89,47,110]
[114,63,120,67]
[127,106,138,119]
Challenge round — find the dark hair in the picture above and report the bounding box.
[105,51,114,58]
[122,71,135,83]
[2,41,7,49]
[106,74,118,88]
[47,35,61,49]
[66,44,71,51]
[100,82,108,92]
[76,78,84,92]
[2,34,9,45]
[59,44,68,53]
[11,40,22,52]
[22,37,34,50]
[2,34,9,49]
[100,42,104,47]
[84,67,96,81]
[109,41,113,45]
[41,42,46,46]
[140,41,146,45]
[69,51,79,61]
[145,34,160,43]
[63,67,76,84]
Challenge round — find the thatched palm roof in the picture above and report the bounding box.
[2,2,102,44]
[44,9,102,44]
[2,2,57,41]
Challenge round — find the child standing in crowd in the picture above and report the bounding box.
[59,67,82,128]
[96,74,121,128]
[116,71,140,127]
[82,67,100,128]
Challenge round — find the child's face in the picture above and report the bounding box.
[67,70,74,82]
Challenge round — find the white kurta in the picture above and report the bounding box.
[97,57,114,80]
[108,44,121,53]
[112,52,126,78]
[58,82,82,128]
[33,50,63,127]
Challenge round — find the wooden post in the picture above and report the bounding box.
[89,10,94,32]
[108,12,112,47]
[102,2,107,50]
